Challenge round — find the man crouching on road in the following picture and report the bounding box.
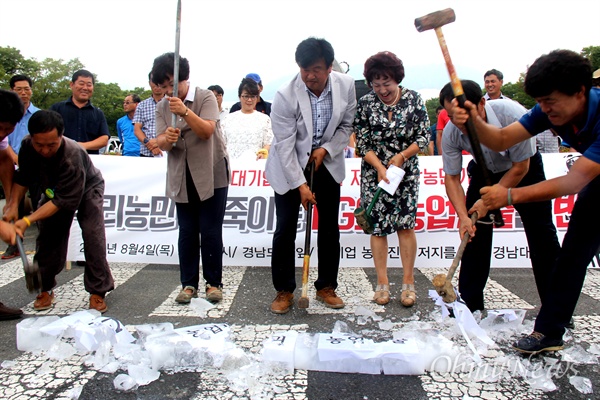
[3,110,114,313]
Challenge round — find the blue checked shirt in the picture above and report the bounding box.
[306,78,333,149]
[132,96,160,156]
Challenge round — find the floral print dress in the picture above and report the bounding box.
[354,87,430,236]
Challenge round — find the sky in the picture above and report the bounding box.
[1,0,599,104]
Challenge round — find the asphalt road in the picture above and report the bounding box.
[0,223,599,400]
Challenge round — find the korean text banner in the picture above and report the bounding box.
[67,153,582,268]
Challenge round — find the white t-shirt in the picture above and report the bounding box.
[221,110,273,160]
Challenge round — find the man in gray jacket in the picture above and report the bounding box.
[265,37,356,314]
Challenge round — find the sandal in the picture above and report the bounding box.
[373,284,390,305]
[400,283,416,307]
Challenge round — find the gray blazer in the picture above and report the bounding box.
[265,71,356,195]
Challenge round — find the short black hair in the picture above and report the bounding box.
[208,85,224,95]
[28,110,64,137]
[524,49,592,98]
[151,52,190,85]
[484,69,503,80]
[237,78,259,97]
[10,74,33,89]
[0,89,24,125]
[72,69,95,84]
[127,94,141,103]
[295,37,334,69]
[439,80,483,107]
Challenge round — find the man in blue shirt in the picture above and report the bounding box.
[2,75,39,259]
[453,50,600,355]
[50,70,110,155]
[116,94,140,156]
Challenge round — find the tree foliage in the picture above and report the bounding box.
[581,46,600,71]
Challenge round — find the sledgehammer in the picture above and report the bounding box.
[415,8,503,227]
[16,234,41,293]
[432,212,478,303]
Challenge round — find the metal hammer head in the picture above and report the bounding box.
[414,8,456,32]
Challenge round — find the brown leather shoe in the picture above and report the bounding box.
[316,287,345,309]
[271,291,294,314]
[89,294,108,313]
[0,302,23,320]
[34,291,55,311]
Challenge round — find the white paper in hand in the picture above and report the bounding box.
[378,165,405,195]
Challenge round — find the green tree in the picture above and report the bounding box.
[581,46,600,71]
[0,47,39,87]
[498,73,537,110]
[32,57,85,109]
[425,97,441,127]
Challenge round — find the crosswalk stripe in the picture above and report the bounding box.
[418,268,535,310]
[304,266,382,315]
[582,269,600,301]
[150,266,246,317]
[22,263,147,315]
[0,256,34,286]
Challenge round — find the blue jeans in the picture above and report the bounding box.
[175,186,228,290]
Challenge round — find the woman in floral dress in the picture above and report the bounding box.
[354,51,429,306]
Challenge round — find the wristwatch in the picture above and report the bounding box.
[143,137,149,144]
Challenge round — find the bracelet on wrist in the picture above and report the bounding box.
[507,188,513,206]
[23,216,32,227]
[400,152,407,163]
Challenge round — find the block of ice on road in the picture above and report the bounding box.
[318,333,378,361]
[262,330,298,374]
[46,340,77,360]
[378,338,422,375]
[189,298,215,317]
[294,333,319,371]
[354,305,382,321]
[16,316,61,352]
[128,364,160,386]
[113,374,137,391]
[561,344,599,364]
[39,310,100,337]
[173,323,230,353]
[135,322,174,342]
[569,376,593,394]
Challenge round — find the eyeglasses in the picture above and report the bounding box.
[123,101,136,105]
[14,87,32,93]
[241,95,258,100]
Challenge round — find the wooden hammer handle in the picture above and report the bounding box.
[446,212,478,281]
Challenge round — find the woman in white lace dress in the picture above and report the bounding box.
[222,78,273,160]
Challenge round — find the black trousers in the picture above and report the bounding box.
[271,165,341,293]
[458,152,561,311]
[535,174,600,339]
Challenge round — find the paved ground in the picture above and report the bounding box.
[0,223,599,400]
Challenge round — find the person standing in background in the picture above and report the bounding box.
[229,73,272,116]
[207,85,229,123]
[50,69,110,154]
[116,94,141,156]
[133,73,165,157]
[221,78,273,160]
[2,75,39,260]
